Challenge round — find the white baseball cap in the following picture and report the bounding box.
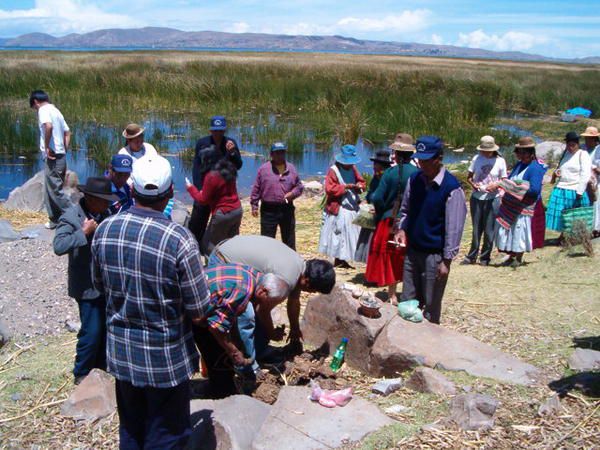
[131,156,173,197]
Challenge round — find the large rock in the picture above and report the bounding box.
[370,316,540,385]
[302,180,324,198]
[449,394,498,431]
[535,141,564,163]
[0,220,20,243]
[60,369,116,421]
[302,287,396,373]
[188,395,271,450]
[406,367,457,395]
[19,224,55,242]
[568,348,600,372]
[171,199,191,227]
[4,170,80,212]
[252,386,393,450]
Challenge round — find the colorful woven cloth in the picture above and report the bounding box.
[496,179,536,230]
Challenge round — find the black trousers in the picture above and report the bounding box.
[193,326,236,399]
[466,196,497,263]
[115,379,191,450]
[188,202,211,246]
[260,202,296,250]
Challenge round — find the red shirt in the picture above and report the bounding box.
[187,170,241,214]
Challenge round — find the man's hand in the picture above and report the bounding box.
[185,177,192,189]
[436,259,451,280]
[251,209,259,217]
[394,229,407,247]
[82,219,98,236]
[46,149,56,160]
[229,349,252,367]
[288,327,303,342]
[284,192,294,201]
[225,140,235,153]
[271,325,286,342]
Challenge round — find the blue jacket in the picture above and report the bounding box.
[509,160,546,201]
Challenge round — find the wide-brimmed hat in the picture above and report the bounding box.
[476,135,500,152]
[131,156,173,197]
[77,177,119,202]
[565,131,580,143]
[271,142,287,152]
[370,150,392,165]
[412,135,443,160]
[581,126,599,138]
[388,133,416,153]
[209,115,227,131]
[122,123,145,140]
[514,136,536,149]
[335,144,361,165]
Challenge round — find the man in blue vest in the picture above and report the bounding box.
[395,136,467,324]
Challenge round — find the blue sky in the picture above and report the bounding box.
[1,0,599,58]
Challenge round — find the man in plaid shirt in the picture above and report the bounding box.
[92,156,214,449]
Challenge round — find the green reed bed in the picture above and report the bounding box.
[0,52,598,162]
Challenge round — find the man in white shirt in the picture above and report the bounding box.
[30,90,72,229]
[118,123,159,162]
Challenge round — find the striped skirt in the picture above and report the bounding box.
[546,187,590,232]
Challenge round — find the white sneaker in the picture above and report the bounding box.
[44,221,57,230]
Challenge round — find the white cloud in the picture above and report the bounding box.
[456,29,549,52]
[336,9,431,33]
[231,21,250,33]
[0,0,137,35]
[429,33,443,45]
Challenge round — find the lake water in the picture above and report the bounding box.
[0,116,520,202]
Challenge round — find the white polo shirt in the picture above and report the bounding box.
[38,104,70,155]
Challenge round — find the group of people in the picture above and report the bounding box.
[30,87,600,449]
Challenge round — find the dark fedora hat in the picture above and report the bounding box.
[77,177,120,202]
[565,131,580,143]
[370,150,392,165]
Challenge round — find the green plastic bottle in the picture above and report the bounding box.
[330,337,348,372]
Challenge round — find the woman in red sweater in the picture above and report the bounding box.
[186,157,242,255]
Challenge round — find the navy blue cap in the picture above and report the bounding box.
[271,142,287,152]
[412,135,444,160]
[111,154,133,173]
[209,115,227,131]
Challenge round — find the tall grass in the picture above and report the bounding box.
[0,52,598,160]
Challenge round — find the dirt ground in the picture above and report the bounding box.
[0,195,598,449]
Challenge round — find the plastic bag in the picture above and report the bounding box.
[397,299,423,323]
[309,380,353,407]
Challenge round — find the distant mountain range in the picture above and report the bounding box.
[2,27,599,64]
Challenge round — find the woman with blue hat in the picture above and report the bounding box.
[318,144,366,268]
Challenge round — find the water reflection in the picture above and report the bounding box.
[0,117,478,201]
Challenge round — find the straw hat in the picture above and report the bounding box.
[122,123,145,139]
[581,126,599,137]
[514,136,536,148]
[388,133,416,153]
[476,135,499,152]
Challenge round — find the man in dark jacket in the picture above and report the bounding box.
[189,115,243,244]
[53,177,118,384]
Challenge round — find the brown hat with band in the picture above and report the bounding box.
[514,136,536,149]
[388,133,416,152]
[122,123,145,140]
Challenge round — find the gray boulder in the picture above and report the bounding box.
[171,199,190,227]
[449,394,498,431]
[302,180,324,198]
[0,220,20,243]
[60,369,116,421]
[406,367,457,395]
[370,315,540,385]
[4,170,80,212]
[535,141,564,163]
[568,348,600,372]
[19,224,55,242]
[252,386,393,450]
[188,395,271,450]
[302,287,396,373]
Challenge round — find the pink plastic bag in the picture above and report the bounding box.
[309,380,353,408]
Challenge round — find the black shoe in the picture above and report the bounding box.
[478,260,490,266]
[460,257,475,265]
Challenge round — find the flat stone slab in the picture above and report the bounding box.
[252,386,393,450]
[188,395,271,450]
[302,287,396,373]
[568,348,600,372]
[370,316,540,385]
[60,369,116,421]
[19,224,55,243]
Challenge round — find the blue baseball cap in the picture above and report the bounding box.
[111,154,133,173]
[412,135,444,160]
[271,142,287,152]
[335,144,361,165]
[209,115,227,131]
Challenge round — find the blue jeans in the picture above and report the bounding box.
[237,303,269,373]
[74,297,106,378]
[116,379,191,450]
